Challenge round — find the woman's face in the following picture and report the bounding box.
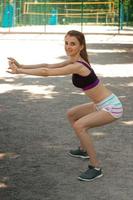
[64,35,83,57]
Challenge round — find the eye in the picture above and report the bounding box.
[65,41,68,45]
[71,42,76,46]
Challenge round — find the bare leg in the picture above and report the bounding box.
[73,110,116,167]
[67,103,117,166]
[67,102,96,150]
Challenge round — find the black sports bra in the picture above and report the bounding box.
[72,61,100,91]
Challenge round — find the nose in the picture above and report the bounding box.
[66,44,71,50]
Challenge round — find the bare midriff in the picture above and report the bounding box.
[84,81,112,104]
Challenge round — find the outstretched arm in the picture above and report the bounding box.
[8,57,72,69]
[7,62,81,77]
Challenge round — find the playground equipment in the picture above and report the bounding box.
[2,1,14,27]
[48,8,58,25]
[23,1,115,25]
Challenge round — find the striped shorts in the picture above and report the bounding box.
[96,93,123,119]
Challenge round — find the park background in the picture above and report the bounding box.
[0,0,133,33]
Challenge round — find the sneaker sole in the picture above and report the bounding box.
[77,173,103,182]
[68,152,90,159]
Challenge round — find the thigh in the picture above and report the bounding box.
[77,110,117,129]
[67,102,97,121]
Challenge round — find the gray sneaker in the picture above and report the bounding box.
[68,147,89,159]
[78,165,103,181]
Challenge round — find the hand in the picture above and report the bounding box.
[7,63,19,74]
[7,57,21,68]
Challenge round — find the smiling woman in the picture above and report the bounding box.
[65,34,83,58]
[7,30,123,182]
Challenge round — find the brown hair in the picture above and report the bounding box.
[66,30,89,63]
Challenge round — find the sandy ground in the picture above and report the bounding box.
[0,33,133,200]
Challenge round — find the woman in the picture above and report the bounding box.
[7,30,123,181]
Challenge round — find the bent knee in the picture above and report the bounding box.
[66,108,76,120]
[73,121,87,133]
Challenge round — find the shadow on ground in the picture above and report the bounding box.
[0,74,133,200]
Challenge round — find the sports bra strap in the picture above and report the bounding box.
[77,60,92,70]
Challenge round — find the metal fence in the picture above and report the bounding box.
[0,0,132,33]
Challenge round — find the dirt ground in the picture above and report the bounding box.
[0,33,133,200]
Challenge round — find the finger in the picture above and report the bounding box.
[8,60,13,64]
[8,62,14,67]
[7,57,15,61]
[9,61,16,66]
[6,70,14,74]
[8,66,13,69]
